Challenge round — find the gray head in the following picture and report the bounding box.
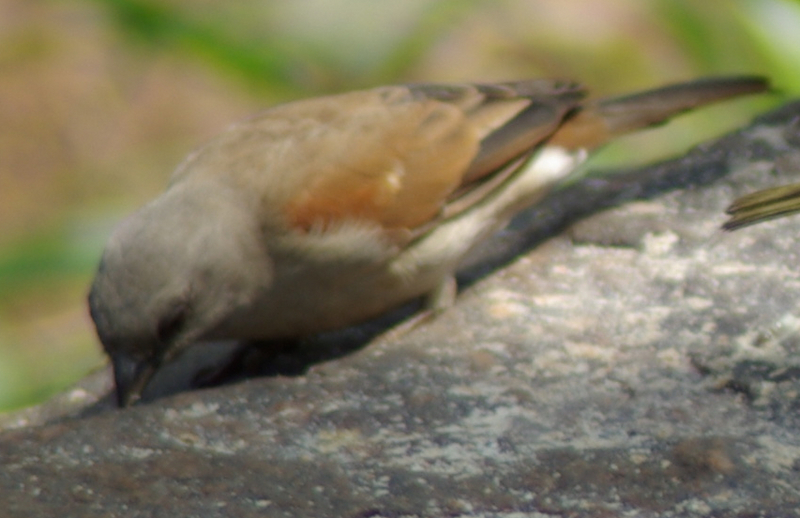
[88,182,272,406]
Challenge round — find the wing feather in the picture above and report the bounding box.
[175,81,586,232]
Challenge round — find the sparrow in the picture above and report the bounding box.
[724,182,800,230]
[88,75,768,406]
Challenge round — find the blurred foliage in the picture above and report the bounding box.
[96,0,484,94]
[1,0,799,412]
[104,0,304,93]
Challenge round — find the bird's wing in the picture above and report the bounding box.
[187,81,585,233]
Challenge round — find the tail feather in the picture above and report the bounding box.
[596,75,770,135]
[550,75,770,149]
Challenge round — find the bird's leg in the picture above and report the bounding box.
[377,275,458,342]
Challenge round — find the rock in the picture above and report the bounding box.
[4,102,800,517]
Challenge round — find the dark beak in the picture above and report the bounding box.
[111,353,157,407]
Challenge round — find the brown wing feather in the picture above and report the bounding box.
[280,81,585,231]
[460,81,585,183]
[282,87,480,230]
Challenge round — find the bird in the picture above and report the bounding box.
[88,75,769,406]
[724,182,800,230]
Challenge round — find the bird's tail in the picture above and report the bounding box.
[551,75,770,149]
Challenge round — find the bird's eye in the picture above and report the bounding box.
[156,302,189,346]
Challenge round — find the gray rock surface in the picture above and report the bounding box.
[4,102,800,517]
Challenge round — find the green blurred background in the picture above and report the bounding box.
[1,0,798,411]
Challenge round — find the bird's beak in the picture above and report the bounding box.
[111,353,157,407]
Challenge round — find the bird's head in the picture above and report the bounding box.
[88,182,272,406]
